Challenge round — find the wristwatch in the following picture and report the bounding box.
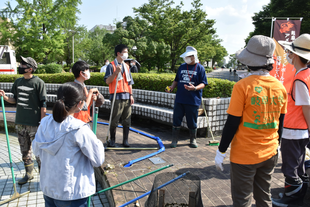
[194,87,197,91]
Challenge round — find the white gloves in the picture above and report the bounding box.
[215,149,226,171]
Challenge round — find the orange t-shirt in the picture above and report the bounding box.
[227,75,287,165]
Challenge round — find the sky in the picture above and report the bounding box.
[1,0,271,57]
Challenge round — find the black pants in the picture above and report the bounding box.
[281,138,310,180]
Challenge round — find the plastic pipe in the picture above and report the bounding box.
[0,111,165,168]
[119,171,189,207]
[92,107,98,134]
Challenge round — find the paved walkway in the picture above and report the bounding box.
[206,68,247,82]
[1,105,309,206]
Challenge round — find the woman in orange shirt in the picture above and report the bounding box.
[214,35,288,207]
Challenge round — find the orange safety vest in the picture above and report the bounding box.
[284,68,310,130]
[73,104,91,123]
[109,61,131,94]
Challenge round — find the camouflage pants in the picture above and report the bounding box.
[16,125,40,166]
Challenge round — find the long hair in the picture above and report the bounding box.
[53,82,86,123]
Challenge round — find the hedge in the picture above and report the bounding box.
[0,73,235,98]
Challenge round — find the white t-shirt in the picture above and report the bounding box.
[283,67,310,139]
[100,65,107,73]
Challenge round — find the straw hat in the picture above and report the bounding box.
[278,34,310,61]
[235,35,275,67]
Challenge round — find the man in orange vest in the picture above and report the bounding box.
[272,34,310,206]
[104,44,134,147]
[72,61,100,123]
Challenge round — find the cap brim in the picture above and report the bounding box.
[235,48,274,67]
[278,40,310,61]
[180,51,196,58]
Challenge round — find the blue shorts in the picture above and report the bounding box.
[173,102,199,130]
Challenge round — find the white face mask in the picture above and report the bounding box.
[75,101,83,113]
[82,70,90,80]
[184,57,192,64]
[121,53,128,60]
[105,62,109,66]
[286,53,293,65]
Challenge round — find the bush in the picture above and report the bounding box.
[35,65,46,74]
[63,66,70,72]
[0,73,235,98]
[34,63,63,74]
[205,68,212,73]
[44,63,63,73]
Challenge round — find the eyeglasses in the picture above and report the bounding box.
[285,49,293,54]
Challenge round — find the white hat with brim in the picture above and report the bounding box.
[278,33,310,61]
[235,35,275,67]
[180,46,197,58]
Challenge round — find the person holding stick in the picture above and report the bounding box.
[104,44,134,147]
[0,56,46,185]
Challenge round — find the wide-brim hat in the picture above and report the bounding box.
[180,46,197,58]
[278,34,310,61]
[20,56,38,69]
[235,35,275,67]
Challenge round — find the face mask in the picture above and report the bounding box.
[82,70,90,80]
[75,101,83,113]
[130,63,133,66]
[18,67,30,74]
[121,53,128,60]
[286,53,293,65]
[105,62,109,66]
[184,57,192,64]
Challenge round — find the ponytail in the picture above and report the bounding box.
[52,82,85,123]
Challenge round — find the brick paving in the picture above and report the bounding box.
[1,106,309,207]
[0,107,109,207]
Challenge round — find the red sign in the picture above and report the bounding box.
[270,20,302,91]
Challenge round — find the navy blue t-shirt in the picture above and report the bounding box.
[174,63,208,106]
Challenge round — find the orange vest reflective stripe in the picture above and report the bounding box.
[284,68,310,130]
[73,104,91,123]
[109,61,131,94]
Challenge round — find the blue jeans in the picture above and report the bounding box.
[173,102,198,129]
[44,195,88,207]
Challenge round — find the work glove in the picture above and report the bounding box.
[215,149,226,171]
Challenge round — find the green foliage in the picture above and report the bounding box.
[87,27,113,66]
[0,73,235,98]
[0,0,82,63]
[104,0,220,72]
[63,66,70,72]
[204,78,235,98]
[34,63,63,74]
[205,68,213,73]
[246,0,310,44]
[63,25,90,66]
[44,63,63,74]
[34,65,46,74]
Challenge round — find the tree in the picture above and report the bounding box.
[61,25,90,66]
[246,0,310,44]
[0,0,81,63]
[86,27,113,66]
[103,0,219,72]
[135,0,216,71]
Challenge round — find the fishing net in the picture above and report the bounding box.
[145,172,203,207]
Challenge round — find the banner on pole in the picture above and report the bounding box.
[270,19,302,91]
